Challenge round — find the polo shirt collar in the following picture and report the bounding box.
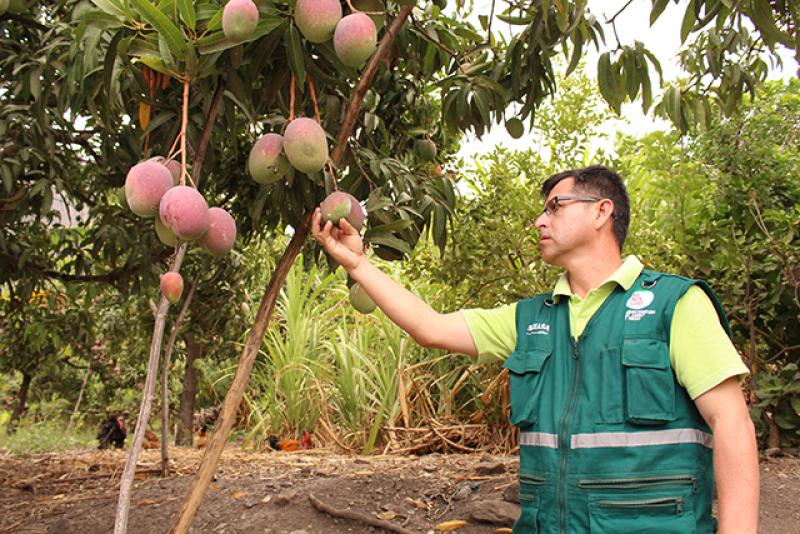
[553,255,644,300]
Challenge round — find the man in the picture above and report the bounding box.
[312,165,758,533]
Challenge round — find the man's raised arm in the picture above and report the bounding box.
[311,208,477,357]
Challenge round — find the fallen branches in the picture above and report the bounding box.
[309,493,415,534]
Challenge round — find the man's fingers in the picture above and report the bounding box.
[311,209,322,237]
[338,217,356,235]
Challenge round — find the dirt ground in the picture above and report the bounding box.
[0,446,797,533]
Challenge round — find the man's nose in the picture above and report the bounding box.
[534,212,548,230]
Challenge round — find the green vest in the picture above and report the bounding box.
[504,270,728,533]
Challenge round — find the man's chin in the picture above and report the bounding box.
[539,248,561,267]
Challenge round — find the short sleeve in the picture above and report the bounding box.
[461,303,518,364]
[670,285,750,399]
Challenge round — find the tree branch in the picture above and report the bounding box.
[194,81,226,190]
[331,5,415,165]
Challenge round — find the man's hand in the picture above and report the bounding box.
[311,208,366,273]
[310,207,477,357]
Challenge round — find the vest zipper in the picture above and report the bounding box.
[559,338,581,534]
[578,475,696,492]
[597,496,685,515]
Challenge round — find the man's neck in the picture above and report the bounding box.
[564,250,623,298]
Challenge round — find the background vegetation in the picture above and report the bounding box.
[1,0,798,455]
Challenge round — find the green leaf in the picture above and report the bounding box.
[142,111,177,136]
[196,15,283,54]
[90,0,130,19]
[368,220,416,233]
[748,0,791,48]
[791,397,800,417]
[680,0,696,44]
[650,0,670,26]
[565,32,583,77]
[640,60,653,112]
[158,33,176,70]
[664,85,682,128]
[102,30,124,126]
[177,0,196,31]
[496,14,533,25]
[623,49,639,100]
[82,11,126,30]
[130,0,188,58]
[29,67,43,102]
[774,411,799,430]
[136,55,170,74]
[597,52,621,114]
[364,233,412,255]
[472,88,491,128]
[206,6,223,31]
[285,24,306,83]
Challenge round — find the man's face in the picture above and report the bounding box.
[534,178,600,266]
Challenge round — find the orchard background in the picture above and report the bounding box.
[1,0,799,532]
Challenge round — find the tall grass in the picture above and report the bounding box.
[243,255,512,453]
[0,418,96,454]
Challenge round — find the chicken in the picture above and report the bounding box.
[268,431,312,452]
[97,415,126,449]
[193,425,209,449]
[142,429,160,449]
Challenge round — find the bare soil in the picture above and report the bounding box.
[0,447,797,533]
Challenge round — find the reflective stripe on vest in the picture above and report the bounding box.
[520,428,714,449]
[520,431,559,448]
[570,428,713,449]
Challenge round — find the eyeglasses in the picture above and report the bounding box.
[541,195,603,217]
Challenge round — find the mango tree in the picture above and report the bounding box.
[2,1,799,533]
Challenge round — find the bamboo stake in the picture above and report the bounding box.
[113,244,187,534]
[168,7,415,533]
[161,281,198,477]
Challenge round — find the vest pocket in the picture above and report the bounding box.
[589,495,695,533]
[622,338,676,425]
[514,477,544,533]
[504,350,551,427]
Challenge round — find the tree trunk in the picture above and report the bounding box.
[7,371,33,432]
[766,412,781,451]
[66,364,91,432]
[176,337,204,446]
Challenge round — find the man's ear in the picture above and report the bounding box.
[594,198,615,229]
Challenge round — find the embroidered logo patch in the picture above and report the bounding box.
[626,290,654,310]
[526,323,550,335]
[625,309,656,321]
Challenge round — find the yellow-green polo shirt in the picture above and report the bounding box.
[461,256,749,399]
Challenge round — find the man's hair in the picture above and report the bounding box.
[541,165,630,249]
